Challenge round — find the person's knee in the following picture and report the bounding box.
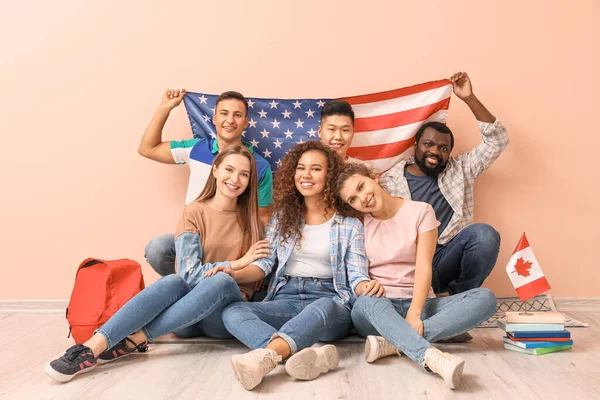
[473,288,497,319]
[144,234,176,276]
[160,274,190,295]
[208,271,238,292]
[469,224,500,251]
[351,294,378,317]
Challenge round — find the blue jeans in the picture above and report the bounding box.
[144,233,176,277]
[96,273,243,349]
[222,277,352,354]
[351,288,497,365]
[433,223,501,294]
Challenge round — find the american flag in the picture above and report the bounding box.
[183,79,452,172]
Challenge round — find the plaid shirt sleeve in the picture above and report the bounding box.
[252,215,279,276]
[342,219,371,292]
[462,119,509,179]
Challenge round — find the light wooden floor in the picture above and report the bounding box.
[1,311,598,400]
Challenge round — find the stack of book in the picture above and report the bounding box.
[498,311,573,355]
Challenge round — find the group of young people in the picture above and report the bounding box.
[45,72,509,390]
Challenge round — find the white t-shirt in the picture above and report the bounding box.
[284,216,334,279]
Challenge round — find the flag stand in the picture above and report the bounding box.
[518,299,534,316]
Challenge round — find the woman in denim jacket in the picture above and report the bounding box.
[216,141,379,391]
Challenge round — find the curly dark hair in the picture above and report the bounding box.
[273,141,343,244]
[334,161,379,219]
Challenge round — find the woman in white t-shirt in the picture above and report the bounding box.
[335,162,497,390]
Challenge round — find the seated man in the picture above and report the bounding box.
[318,100,362,162]
[380,72,509,296]
[139,89,273,276]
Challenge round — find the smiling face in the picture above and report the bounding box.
[339,173,386,213]
[212,98,248,143]
[294,150,328,200]
[413,127,451,176]
[318,115,355,159]
[212,153,251,200]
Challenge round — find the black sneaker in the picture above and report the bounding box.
[436,332,473,343]
[44,344,97,382]
[97,337,148,365]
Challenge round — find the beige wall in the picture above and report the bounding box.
[1,0,598,298]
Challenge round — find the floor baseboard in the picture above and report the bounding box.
[1,297,600,313]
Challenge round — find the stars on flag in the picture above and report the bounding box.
[185,93,334,171]
[283,129,294,139]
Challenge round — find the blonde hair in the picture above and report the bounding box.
[196,146,263,253]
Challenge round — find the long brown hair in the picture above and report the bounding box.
[334,161,379,219]
[273,141,342,243]
[196,145,263,253]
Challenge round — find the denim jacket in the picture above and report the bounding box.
[253,213,370,308]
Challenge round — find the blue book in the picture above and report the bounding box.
[503,337,574,349]
[509,330,571,339]
[498,320,564,332]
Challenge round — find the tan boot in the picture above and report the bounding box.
[365,335,403,363]
[231,348,282,390]
[423,347,465,389]
[285,344,339,380]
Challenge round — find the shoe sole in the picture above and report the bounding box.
[230,354,263,391]
[448,358,465,389]
[44,363,96,383]
[285,345,339,380]
[365,336,378,363]
[97,351,133,365]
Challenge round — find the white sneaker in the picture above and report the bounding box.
[365,335,402,363]
[285,344,339,380]
[231,348,282,390]
[423,347,465,389]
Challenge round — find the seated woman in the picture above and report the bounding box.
[215,141,376,391]
[335,162,497,389]
[45,146,270,382]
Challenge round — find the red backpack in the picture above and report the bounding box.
[66,258,145,344]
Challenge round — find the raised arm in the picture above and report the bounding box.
[450,72,509,178]
[138,89,186,164]
[450,72,494,123]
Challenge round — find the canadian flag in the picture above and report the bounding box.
[505,233,551,301]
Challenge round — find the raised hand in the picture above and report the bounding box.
[161,88,186,110]
[450,72,473,100]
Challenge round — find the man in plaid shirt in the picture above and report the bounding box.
[380,72,509,299]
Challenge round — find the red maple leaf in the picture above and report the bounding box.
[513,257,533,277]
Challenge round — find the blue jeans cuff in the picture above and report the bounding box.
[272,332,297,354]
